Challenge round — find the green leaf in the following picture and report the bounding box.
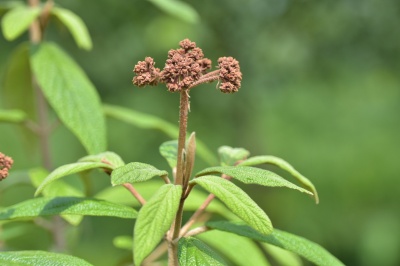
[190,175,272,235]
[30,42,106,154]
[134,184,182,265]
[0,251,93,265]
[239,156,319,203]
[199,230,271,266]
[78,151,125,169]
[113,235,132,251]
[0,109,26,123]
[160,140,178,169]
[103,104,218,165]
[0,197,137,220]
[34,162,112,197]
[1,5,41,40]
[178,237,227,266]
[51,7,92,50]
[196,166,314,197]
[111,162,168,186]
[148,0,200,24]
[218,146,250,166]
[207,221,345,266]
[262,243,302,266]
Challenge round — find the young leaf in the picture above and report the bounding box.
[196,166,314,198]
[0,250,93,266]
[30,42,106,155]
[0,197,137,220]
[0,109,26,123]
[1,5,41,40]
[113,236,132,251]
[190,175,272,235]
[134,184,182,265]
[103,104,218,165]
[207,221,345,266]
[148,0,200,24]
[238,156,319,203]
[199,230,271,266]
[218,146,250,166]
[178,237,227,266]
[111,162,168,186]
[160,140,178,168]
[34,162,112,196]
[51,7,92,50]
[184,132,196,184]
[78,151,125,169]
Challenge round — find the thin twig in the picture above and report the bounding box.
[182,226,210,238]
[142,241,168,265]
[123,183,146,205]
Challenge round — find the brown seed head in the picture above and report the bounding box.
[217,57,242,93]
[0,152,14,181]
[132,57,160,87]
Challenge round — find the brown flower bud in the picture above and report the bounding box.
[132,57,160,87]
[0,152,14,181]
[217,57,242,93]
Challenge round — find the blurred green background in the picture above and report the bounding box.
[1,0,400,265]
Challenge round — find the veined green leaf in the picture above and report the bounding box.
[218,146,250,166]
[207,221,345,266]
[178,237,227,266]
[0,109,27,123]
[199,230,271,266]
[239,156,319,203]
[78,151,125,169]
[0,197,137,220]
[134,184,182,265]
[148,0,200,24]
[30,42,106,154]
[34,162,112,197]
[113,235,132,251]
[190,175,272,235]
[111,162,168,186]
[51,7,92,50]
[0,251,93,265]
[103,104,218,165]
[1,5,41,40]
[196,166,313,198]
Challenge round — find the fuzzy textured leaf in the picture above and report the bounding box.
[0,109,26,123]
[51,7,92,50]
[78,151,125,169]
[35,162,112,196]
[111,162,168,186]
[0,251,92,266]
[218,146,250,166]
[1,5,40,40]
[0,197,137,220]
[207,221,345,266]
[190,175,272,235]
[148,0,199,24]
[178,237,227,266]
[134,184,182,265]
[239,156,319,203]
[30,42,106,154]
[160,140,178,169]
[103,104,218,165]
[196,166,313,197]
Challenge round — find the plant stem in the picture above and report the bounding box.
[175,90,189,186]
[123,183,146,205]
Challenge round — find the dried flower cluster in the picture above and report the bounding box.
[0,152,13,181]
[132,39,242,93]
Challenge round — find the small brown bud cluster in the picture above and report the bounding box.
[217,57,242,93]
[0,152,14,181]
[132,39,241,93]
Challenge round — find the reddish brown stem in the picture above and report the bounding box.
[123,183,146,205]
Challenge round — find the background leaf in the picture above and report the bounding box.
[113,235,132,251]
[207,221,345,266]
[178,237,227,266]
[34,162,111,196]
[30,42,106,154]
[239,156,319,203]
[0,109,26,123]
[148,0,200,24]
[0,250,93,266]
[111,162,168,186]
[133,184,182,265]
[51,7,92,50]
[78,151,125,169]
[160,140,178,169]
[0,197,137,220]
[190,175,272,235]
[262,243,303,266]
[1,5,41,40]
[196,166,314,198]
[218,146,250,166]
